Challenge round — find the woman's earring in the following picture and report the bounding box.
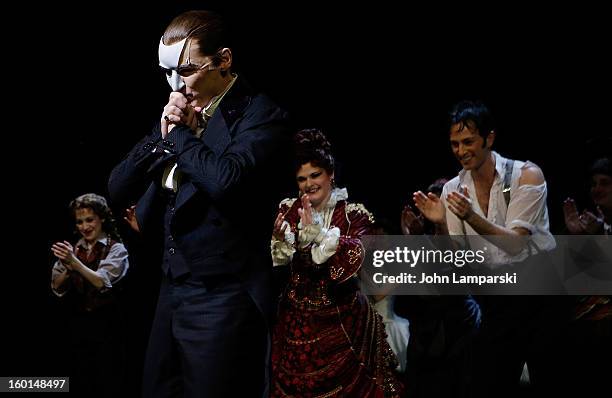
[331,177,336,187]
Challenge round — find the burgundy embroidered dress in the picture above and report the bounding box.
[271,188,402,397]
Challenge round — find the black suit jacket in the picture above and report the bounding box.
[108,78,292,316]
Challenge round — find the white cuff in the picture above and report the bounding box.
[271,239,295,266]
[96,269,114,290]
[298,223,322,249]
[311,227,341,264]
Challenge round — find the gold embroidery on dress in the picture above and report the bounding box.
[275,380,343,397]
[345,203,375,223]
[347,246,362,265]
[330,265,344,280]
[286,336,321,345]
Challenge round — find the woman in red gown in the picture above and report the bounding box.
[271,129,403,397]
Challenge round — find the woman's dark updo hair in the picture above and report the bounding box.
[69,193,122,242]
[294,128,334,174]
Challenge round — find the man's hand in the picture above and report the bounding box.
[413,191,446,225]
[161,92,203,138]
[401,204,424,235]
[124,205,140,233]
[446,186,474,221]
[563,198,604,234]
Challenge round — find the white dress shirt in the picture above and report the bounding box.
[442,151,555,265]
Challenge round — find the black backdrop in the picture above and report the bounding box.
[5,2,610,394]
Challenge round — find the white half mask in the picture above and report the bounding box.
[158,37,187,91]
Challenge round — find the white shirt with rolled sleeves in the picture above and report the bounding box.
[441,151,556,266]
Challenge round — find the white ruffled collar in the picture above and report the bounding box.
[308,187,348,228]
[320,187,348,211]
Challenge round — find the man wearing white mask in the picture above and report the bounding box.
[109,10,291,398]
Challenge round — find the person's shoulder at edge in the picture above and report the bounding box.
[518,162,545,186]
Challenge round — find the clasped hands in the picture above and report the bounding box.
[161,92,203,138]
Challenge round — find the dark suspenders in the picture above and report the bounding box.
[503,159,515,207]
[460,158,515,243]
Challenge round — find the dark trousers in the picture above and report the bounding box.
[403,296,481,398]
[142,274,268,398]
[470,296,569,398]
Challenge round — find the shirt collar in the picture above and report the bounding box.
[76,234,108,250]
[458,151,505,184]
[201,73,238,120]
[492,151,506,180]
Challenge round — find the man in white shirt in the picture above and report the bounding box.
[413,100,564,397]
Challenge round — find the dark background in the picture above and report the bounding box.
[5,2,610,395]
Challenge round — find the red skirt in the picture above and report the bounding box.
[272,291,403,397]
